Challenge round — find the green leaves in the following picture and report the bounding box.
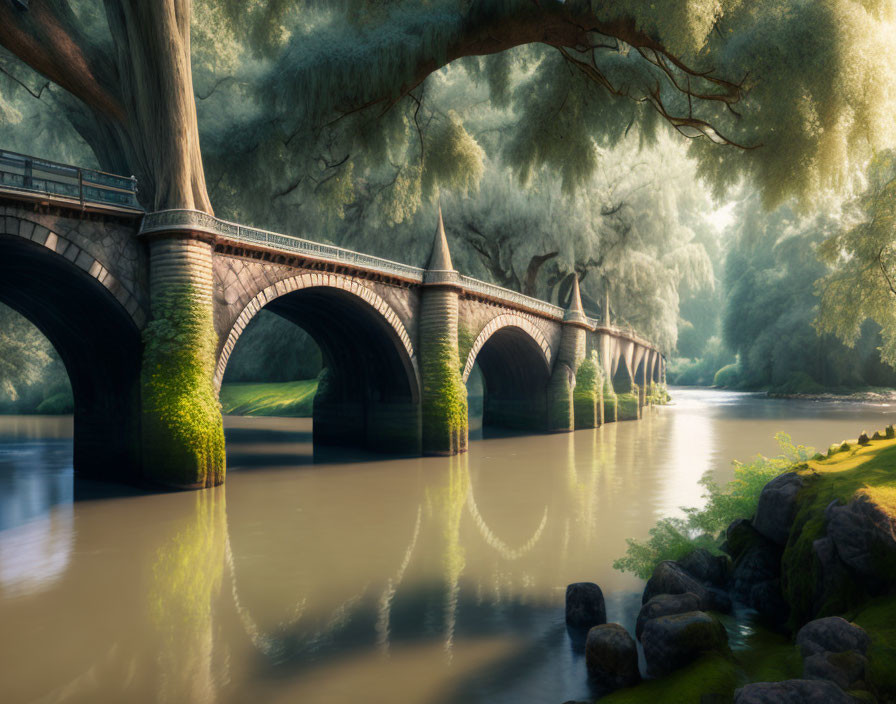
[613,432,814,579]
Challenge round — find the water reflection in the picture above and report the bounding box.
[150,489,227,704]
[2,391,896,703]
[0,416,73,596]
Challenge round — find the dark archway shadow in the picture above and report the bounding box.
[0,235,142,483]
[220,286,421,458]
[469,326,550,433]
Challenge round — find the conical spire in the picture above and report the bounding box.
[568,276,584,315]
[427,205,454,272]
[564,275,589,327]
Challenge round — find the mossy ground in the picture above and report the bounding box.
[853,595,896,699]
[219,380,318,417]
[610,425,896,703]
[600,654,739,703]
[783,435,896,627]
[141,283,225,489]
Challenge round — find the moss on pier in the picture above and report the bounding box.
[573,355,602,428]
[617,387,640,421]
[421,330,468,455]
[140,283,225,489]
[603,378,618,423]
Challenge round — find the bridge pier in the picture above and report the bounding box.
[420,210,468,456]
[140,234,225,488]
[548,278,589,432]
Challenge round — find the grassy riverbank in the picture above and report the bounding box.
[609,427,896,703]
[219,380,318,417]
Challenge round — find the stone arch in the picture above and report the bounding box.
[462,313,552,383]
[0,218,143,481]
[216,273,421,453]
[463,313,552,432]
[216,273,416,389]
[1,214,146,328]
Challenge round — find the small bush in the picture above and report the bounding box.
[613,433,814,579]
[713,363,740,388]
[35,390,74,414]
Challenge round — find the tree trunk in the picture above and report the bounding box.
[104,0,212,212]
[0,0,213,213]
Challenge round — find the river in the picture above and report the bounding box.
[0,389,893,703]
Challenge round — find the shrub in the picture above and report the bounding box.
[713,363,740,388]
[613,433,814,579]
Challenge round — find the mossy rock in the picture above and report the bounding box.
[782,441,896,630]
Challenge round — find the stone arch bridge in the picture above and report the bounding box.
[0,151,665,489]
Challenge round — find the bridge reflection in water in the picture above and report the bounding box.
[6,392,896,702]
[0,408,686,704]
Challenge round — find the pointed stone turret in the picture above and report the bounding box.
[423,206,459,286]
[549,276,591,432]
[563,276,590,328]
[419,204,468,455]
[428,205,453,271]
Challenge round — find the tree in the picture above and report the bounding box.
[721,191,896,391]
[816,151,896,367]
[0,303,51,402]
[2,1,894,216]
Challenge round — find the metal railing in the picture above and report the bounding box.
[140,209,426,281]
[0,149,141,211]
[140,209,662,352]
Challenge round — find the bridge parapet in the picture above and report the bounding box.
[140,209,663,357]
[140,209,425,283]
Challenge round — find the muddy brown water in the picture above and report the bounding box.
[1,389,893,703]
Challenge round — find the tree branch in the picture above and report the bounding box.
[0,0,123,121]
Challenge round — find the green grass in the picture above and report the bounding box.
[783,436,896,627]
[601,654,739,703]
[219,380,318,417]
[853,595,896,700]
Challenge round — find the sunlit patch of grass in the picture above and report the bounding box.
[220,380,318,417]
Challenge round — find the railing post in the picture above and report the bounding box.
[78,168,84,209]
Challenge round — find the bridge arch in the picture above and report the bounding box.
[217,273,421,453]
[1,214,146,328]
[0,215,143,480]
[462,313,551,383]
[463,313,552,432]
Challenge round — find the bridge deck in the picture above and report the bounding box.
[0,149,143,216]
[140,209,660,353]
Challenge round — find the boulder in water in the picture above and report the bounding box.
[584,623,641,691]
[565,582,606,629]
[635,592,702,640]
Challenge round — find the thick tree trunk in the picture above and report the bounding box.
[0,0,213,213]
[104,0,212,212]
